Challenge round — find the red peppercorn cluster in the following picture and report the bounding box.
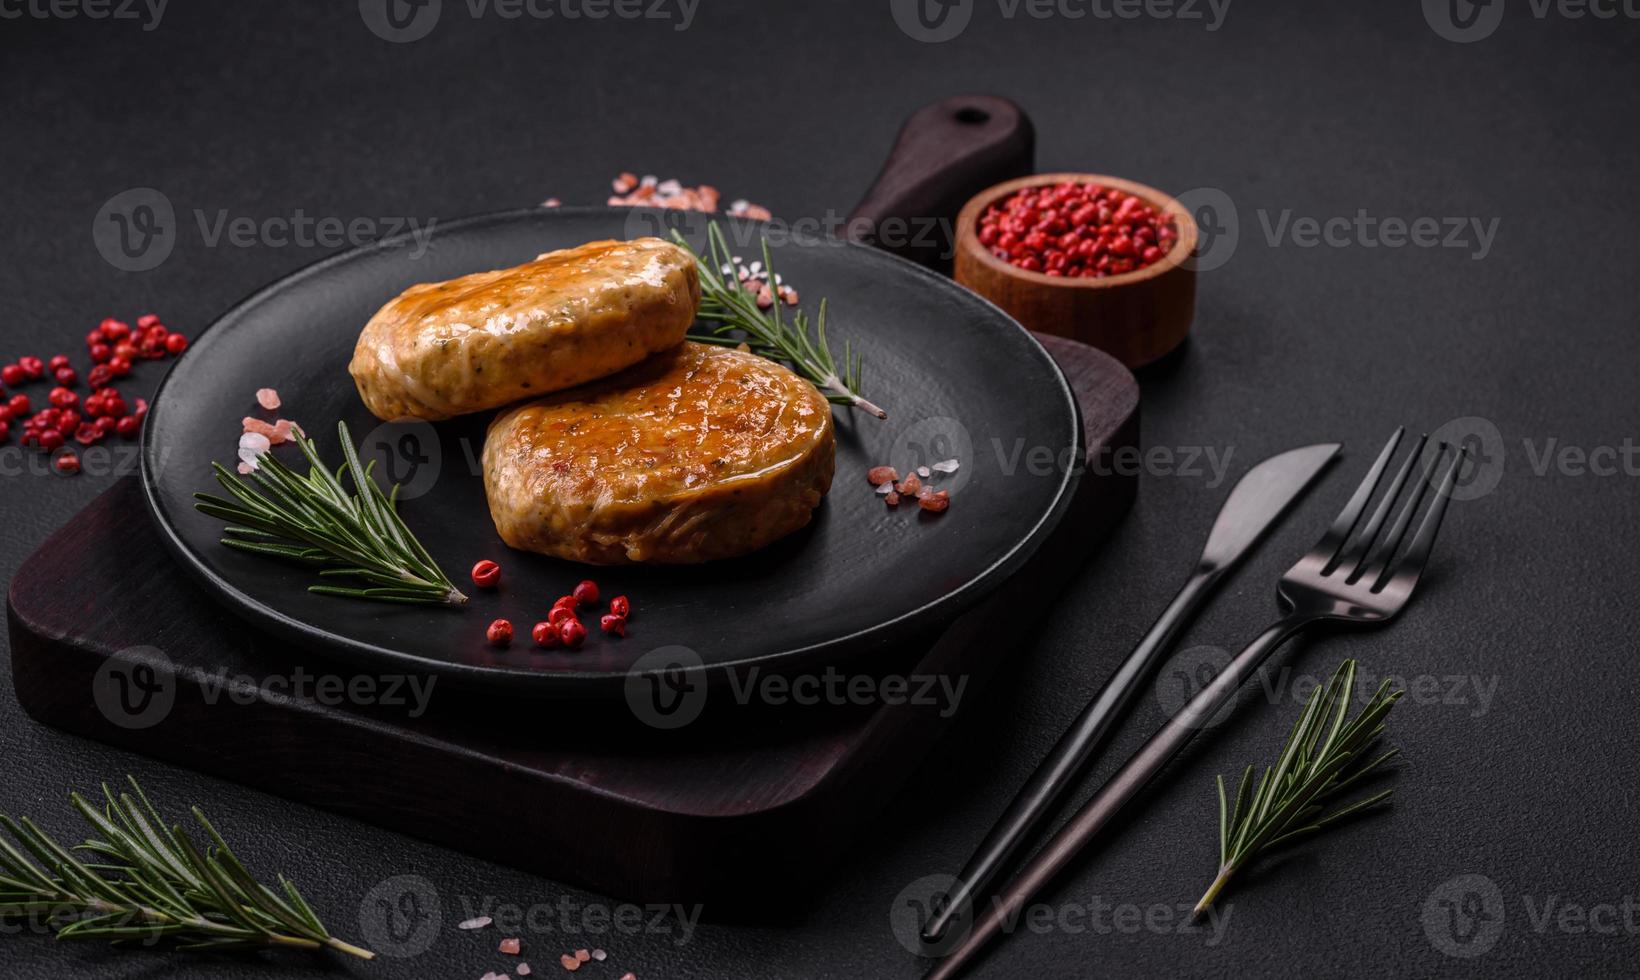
[473,568,632,649]
[2,315,185,474]
[977,182,1179,278]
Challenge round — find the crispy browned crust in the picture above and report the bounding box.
[349,237,699,421]
[483,342,836,564]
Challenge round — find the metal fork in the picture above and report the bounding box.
[923,429,1464,980]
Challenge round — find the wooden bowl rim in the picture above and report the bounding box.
[956,172,1199,290]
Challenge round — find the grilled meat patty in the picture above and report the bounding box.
[483,342,836,565]
[350,237,699,421]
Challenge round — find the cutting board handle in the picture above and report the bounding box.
[847,95,1035,272]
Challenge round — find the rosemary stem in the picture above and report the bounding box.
[822,374,887,419]
[324,936,378,960]
[1193,865,1235,918]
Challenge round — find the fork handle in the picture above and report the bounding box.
[924,612,1313,980]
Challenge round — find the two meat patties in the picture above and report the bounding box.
[349,238,835,564]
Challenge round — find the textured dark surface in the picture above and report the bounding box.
[1,2,1636,979]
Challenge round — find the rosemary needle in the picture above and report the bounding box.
[1195,659,1402,917]
[673,222,887,419]
[194,420,467,607]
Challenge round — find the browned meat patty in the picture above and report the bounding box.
[349,237,699,421]
[482,342,836,564]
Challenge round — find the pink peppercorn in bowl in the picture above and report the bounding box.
[954,173,1198,369]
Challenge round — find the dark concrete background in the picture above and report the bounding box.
[2,0,1637,977]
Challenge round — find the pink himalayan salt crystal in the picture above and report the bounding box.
[241,417,299,445]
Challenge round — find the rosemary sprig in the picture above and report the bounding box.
[672,222,887,419]
[1195,660,1402,917]
[193,420,467,606]
[0,776,372,958]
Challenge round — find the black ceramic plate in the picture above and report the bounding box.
[142,208,1080,696]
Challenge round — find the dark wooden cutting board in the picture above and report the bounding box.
[9,331,1136,910]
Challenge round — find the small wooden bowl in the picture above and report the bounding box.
[954,173,1198,368]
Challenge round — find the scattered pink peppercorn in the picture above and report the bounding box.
[470,559,502,589]
[572,579,600,604]
[486,619,514,646]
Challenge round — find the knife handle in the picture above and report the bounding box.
[847,95,1035,272]
[920,565,1221,945]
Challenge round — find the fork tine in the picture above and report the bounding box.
[1377,444,1464,590]
[1334,433,1428,579]
[1354,440,1443,584]
[1319,428,1404,574]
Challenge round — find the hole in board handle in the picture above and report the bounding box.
[953,107,990,124]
